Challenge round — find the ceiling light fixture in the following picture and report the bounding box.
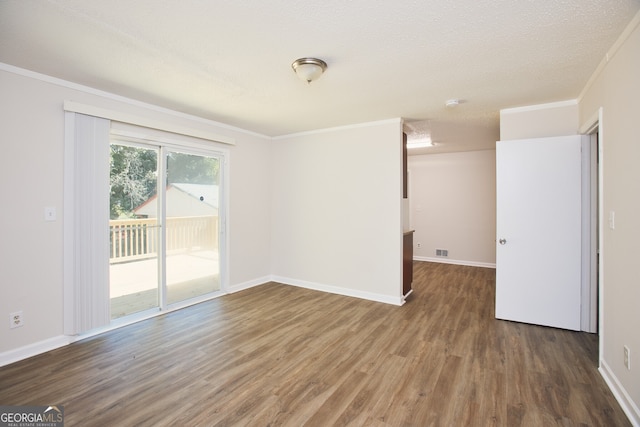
[291,57,327,84]
[445,99,459,108]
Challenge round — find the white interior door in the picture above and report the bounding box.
[496,135,583,331]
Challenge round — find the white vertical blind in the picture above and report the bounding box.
[63,112,111,335]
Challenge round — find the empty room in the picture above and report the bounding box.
[1,1,639,425]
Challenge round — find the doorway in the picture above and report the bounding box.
[582,119,601,334]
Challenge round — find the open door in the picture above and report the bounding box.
[496,135,587,331]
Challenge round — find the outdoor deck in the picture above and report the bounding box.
[110,250,220,318]
[110,214,220,319]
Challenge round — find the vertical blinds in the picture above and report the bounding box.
[63,112,111,335]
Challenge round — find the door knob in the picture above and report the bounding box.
[499,238,507,245]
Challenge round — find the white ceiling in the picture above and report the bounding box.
[1,0,638,153]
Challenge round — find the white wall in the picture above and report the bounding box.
[227,130,273,289]
[408,150,496,267]
[270,120,404,304]
[0,66,272,356]
[579,13,640,424]
[500,100,579,140]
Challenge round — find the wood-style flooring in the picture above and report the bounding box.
[0,262,631,426]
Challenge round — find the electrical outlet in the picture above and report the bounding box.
[417,243,421,248]
[624,346,631,370]
[10,311,24,329]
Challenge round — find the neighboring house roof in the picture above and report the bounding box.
[171,183,219,209]
[134,183,219,217]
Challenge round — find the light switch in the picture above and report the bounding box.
[44,207,56,222]
[608,210,615,230]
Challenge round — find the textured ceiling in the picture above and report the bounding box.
[1,0,638,152]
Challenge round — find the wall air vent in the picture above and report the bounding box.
[436,249,449,257]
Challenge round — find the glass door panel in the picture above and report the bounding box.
[109,144,159,319]
[165,151,220,304]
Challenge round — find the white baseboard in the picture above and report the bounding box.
[271,275,404,306]
[0,335,72,367]
[599,359,640,426]
[414,256,496,269]
[226,276,271,293]
[229,275,406,306]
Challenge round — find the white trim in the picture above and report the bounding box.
[271,275,404,306]
[230,275,408,304]
[0,336,72,368]
[110,128,229,153]
[0,62,267,139]
[158,146,168,309]
[413,256,496,269]
[601,9,640,65]
[578,10,640,104]
[64,101,235,146]
[580,107,605,366]
[600,360,640,426]
[226,276,272,294]
[273,118,403,140]
[596,107,606,367]
[403,289,413,303]
[219,152,231,294]
[580,134,597,333]
[500,100,578,115]
[579,110,600,135]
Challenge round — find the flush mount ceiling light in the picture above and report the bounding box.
[291,57,327,83]
[445,99,459,108]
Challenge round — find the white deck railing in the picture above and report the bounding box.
[109,216,218,263]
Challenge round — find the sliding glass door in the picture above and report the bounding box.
[165,150,220,304]
[109,142,222,320]
[109,144,160,319]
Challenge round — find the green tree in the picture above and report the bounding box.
[109,147,219,219]
[167,152,219,185]
[110,145,157,219]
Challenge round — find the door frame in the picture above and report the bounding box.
[108,130,230,326]
[580,131,597,333]
[579,107,604,348]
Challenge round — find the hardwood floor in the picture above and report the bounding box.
[0,262,630,426]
